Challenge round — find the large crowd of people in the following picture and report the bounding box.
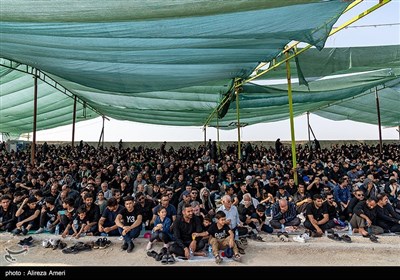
[0,140,399,263]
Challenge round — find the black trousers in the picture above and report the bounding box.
[169,239,206,257]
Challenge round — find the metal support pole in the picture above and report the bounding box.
[397,126,400,141]
[375,87,383,155]
[216,117,220,158]
[307,112,311,147]
[72,96,77,147]
[102,116,105,148]
[285,52,298,185]
[31,71,38,165]
[236,90,241,160]
[203,126,207,146]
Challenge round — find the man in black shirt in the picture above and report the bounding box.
[169,203,206,259]
[376,193,400,233]
[98,198,123,237]
[115,196,142,253]
[350,197,383,237]
[304,194,335,236]
[83,193,100,234]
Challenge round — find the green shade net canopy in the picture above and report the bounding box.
[2,1,397,135]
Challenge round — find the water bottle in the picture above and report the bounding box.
[189,248,194,258]
[234,229,239,241]
[46,221,52,231]
[73,219,79,231]
[281,223,285,233]
[55,225,60,235]
[348,222,353,236]
[208,244,213,258]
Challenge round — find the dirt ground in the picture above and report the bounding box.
[1,232,400,267]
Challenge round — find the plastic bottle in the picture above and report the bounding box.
[55,225,60,235]
[234,229,239,241]
[189,248,194,258]
[281,223,285,232]
[348,222,353,236]
[208,244,213,258]
[46,221,52,231]
[73,219,78,231]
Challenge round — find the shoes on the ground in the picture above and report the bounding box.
[18,236,33,246]
[35,228,44,234]
[232,254,241,262]
[215,255,222,264]
[341,234,352,243]
[99,238,111,249]
[239,237,248,246]
[121,242,128,251]
[293,235,306,243]
[12,228,22,235]
[21,227,28,235]
[126,241,134,253]
[278,232,289,242]
[146,241,153,251]
[42,239,51,248]
[93,238,101,249]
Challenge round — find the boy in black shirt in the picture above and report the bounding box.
[115,196,143,253]
[35,196,59,234]
[250,204,273,233]
[13,196,40,235]
[207,211,241,264]
[72,206,90,238]
[0,195,17,232]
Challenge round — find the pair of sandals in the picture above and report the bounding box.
[147,249,175,264]
[363,233,379,243]
[18,236,33,246]
[327,233,352,243]
[161,252,176,264]
[277,231,289,242]
[62,242,92,254]
[93,238,112,249]
[248,232,265,242]
[215,253,241,264]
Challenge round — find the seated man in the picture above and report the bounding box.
[135,192,155,230]
[270,199,300,229]
[350,197,384,237]
[207,211,241,264]
[376,193,400,233]
[115,196,143,253]
[304,194,335,236]
[169,203,206,259]
[13,196,40,235]
[98,198,123,236]
[0,195,17,232]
